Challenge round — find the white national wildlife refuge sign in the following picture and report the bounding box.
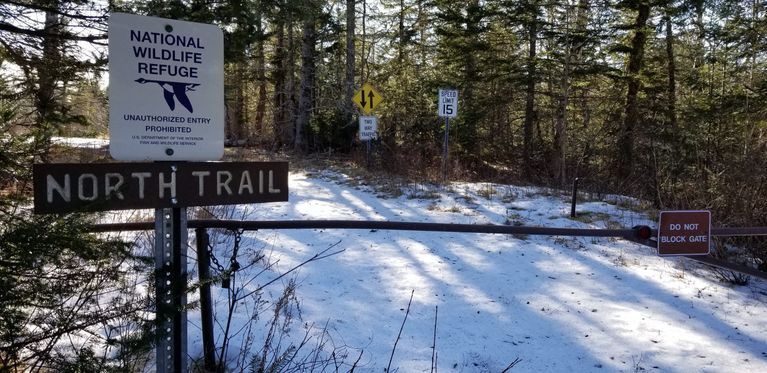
[108,13,224,161]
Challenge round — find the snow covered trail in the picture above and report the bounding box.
[184,170,767,372]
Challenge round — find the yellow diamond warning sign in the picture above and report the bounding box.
[353,83,382,114]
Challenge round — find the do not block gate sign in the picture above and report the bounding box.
[657,210,711,256]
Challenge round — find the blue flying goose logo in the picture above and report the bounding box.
[135,78,199,113]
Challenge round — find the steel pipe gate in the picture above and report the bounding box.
[89,219,767,372]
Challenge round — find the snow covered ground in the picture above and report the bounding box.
[165,169,767,372]
[51,136,109,148]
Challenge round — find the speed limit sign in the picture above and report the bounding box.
[438,89,458,118]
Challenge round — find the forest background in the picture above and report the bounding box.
[1,0,767,370]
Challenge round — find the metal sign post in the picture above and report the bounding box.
[442,117,450,181]
[194,228,216,370]
[438,89,458,181]
[155,207,188,373]
[366,139,372,169]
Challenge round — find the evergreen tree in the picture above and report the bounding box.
[1,2,152,369]
[616,0,652,182]
[434,0,493,162]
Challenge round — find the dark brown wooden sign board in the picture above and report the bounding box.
[33,161,289,213]
[657,210,711,256]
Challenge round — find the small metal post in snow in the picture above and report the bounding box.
[195,228,216,371]
[570,178,580,218]
[442,117,450,182]
[366,139,372,169]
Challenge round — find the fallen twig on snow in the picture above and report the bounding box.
[386,289,415,372]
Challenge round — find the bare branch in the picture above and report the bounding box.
[387,289,415,373]
[501,357,523,372]
[236,240,345,302]
[0,21,106,42]
[2,0,108,21]
[431,305,438,373]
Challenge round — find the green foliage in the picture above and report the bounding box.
[0,211,150,370]
[0,131,152,367]
[1,3,154,369]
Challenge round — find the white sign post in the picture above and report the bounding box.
[108,13,224,161]
[438,89,458,180]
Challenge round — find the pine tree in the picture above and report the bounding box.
[1,2,152,369]
[616,0,652,182]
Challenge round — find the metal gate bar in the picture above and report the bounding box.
[91,219,767,282]
[90,219,767,237]
[92,219,650,237]
[90,219,767,371]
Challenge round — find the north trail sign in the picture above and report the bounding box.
[33,162,289,214]
[108,13,224,161]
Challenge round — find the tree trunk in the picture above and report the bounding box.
[417,0,427,69]
[345,0,356,128]
[398,0,405,64]
[664,9,677,128]
[272,6,287,148]
[227,62,245,142]
[692,1,704,72]
[461,0,481,157]
[381,0,408,160]
[296,17,317,152]
[361,0,367,81]
[37,3,62,126]
[523,11,538,178]
[271,3,297,148]
[552,3,571,187]
[617,2,651,180]
[286,19,297,146]
[254,9,267,140]
[553,0,590,186]
[553,61,570,186]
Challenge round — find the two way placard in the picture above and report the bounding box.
[359,116,378,140]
